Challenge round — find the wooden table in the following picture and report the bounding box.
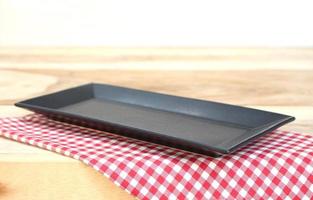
[0,47,312,200]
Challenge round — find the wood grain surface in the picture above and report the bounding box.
[0,47,312,200]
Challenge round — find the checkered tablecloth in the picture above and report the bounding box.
[0,114,312,199]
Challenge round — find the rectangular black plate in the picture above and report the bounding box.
[15,83,295,157]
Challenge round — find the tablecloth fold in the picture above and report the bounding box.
[0,114,312,199]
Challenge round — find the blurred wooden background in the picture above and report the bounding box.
[0,47,313,200]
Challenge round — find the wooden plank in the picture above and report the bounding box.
[1,69,312,106]
[0,162,134,200]
[0,47,312,70]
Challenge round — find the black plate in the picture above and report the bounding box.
[15,83,295,157]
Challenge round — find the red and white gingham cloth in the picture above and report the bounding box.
[0,114,312,199]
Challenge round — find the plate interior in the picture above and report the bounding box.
[15,83,294,154]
